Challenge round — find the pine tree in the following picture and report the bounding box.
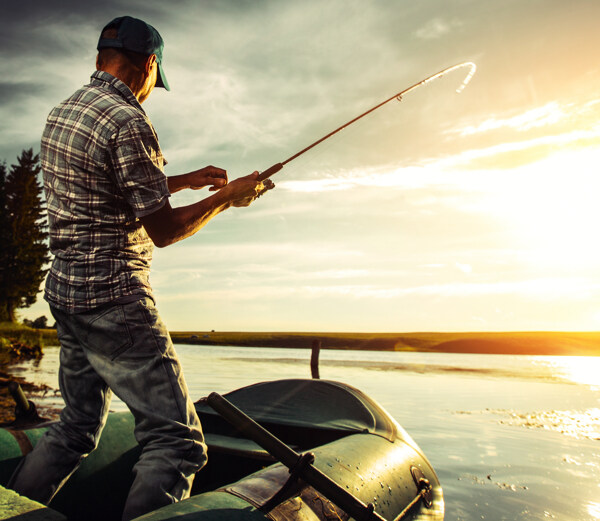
[0,162,10,320]
[0,149,50,322]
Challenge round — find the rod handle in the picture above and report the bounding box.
[257,163,283,181]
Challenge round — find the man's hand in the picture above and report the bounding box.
[143,171,275,248]
[186,166,228,191]
[259,179,276,196]
[221,171,267,207]
[167,166,227,194]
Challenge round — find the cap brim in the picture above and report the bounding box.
[156,61,170,91]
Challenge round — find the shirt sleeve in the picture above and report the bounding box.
[109,117,171,218]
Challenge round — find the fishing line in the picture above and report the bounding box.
[257,62,477,186]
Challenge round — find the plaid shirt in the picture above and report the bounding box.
[42,71,170,312]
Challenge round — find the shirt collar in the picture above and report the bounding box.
[89,70,146,114]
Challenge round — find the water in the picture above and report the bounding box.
[8,345,600,521]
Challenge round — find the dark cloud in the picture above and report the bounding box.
[0,81,46,103]
[2,0,168,26]
[2,0,600,174]
[0,1,178,57]
[4,0,126,18]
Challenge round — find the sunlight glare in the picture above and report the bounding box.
[588,502,600,520]
[534,356,600,388]
[457,101,566,135]
[473,147,600,270]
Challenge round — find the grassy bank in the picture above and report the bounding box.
[2,325,598,357]
[0,322,59,364]
[0,323,60,423]
[170,330,600,356]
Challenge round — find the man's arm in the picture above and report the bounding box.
[167,165,228,194]
[141,171,263,248]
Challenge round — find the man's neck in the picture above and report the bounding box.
[97,64,145,102]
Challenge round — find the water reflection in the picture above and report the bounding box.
[532,356,600,388]
[588,501,600,520]
[485,408,600,441]
[3,345,600,521]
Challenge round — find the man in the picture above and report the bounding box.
[8,15,270,520]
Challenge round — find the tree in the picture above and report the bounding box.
[23,315,49,329]
[0,161,11,320]
[0,149,50,322]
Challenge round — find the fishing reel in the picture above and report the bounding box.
[258,178,275,198]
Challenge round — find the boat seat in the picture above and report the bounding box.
[195,379,401,446]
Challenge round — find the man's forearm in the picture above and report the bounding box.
[167,172,193,194]
[168,191,233,244]
[142,190,232,247]
[142,172,263,248]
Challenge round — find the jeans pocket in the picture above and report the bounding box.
[86,304,133,360]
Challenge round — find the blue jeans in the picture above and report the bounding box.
[9,297,207,520]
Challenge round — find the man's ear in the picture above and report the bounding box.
[146,54,157,73]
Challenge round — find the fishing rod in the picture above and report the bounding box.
[257,62,476,186]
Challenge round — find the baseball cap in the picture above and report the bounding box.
[97,16,170,91]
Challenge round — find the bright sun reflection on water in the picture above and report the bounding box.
[494,356,600,442]
[588,501,600,520]
[532,356,600,388]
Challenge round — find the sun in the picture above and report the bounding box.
[480,147,600,271]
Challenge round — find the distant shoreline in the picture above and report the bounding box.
[170,331,600,357]
[2,325,599,357]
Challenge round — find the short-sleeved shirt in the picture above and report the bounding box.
[42,71,170,313]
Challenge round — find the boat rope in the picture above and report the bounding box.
[311,493,345,521]
[392,467,434,521]
[392,487,429,521]
[6,429,34,456]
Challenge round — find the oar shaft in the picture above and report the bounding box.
[206,392,387,521]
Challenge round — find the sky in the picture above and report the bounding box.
[2,0,600,332]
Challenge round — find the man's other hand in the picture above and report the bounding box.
[167,166,228,195]
[188,166,228,191]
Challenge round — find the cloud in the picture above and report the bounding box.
[156,275,600,305]
[9,0,600,331]
[151,240,367,285]
[277,163,443,193]
[307,277,600,300]
[455,263,472,274]
[0,82,47,104]
[276,122,600,191]
[454,102,568,135]
[414,18,462,40]
[442,126,600,170]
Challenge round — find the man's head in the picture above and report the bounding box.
[96,16,169,102]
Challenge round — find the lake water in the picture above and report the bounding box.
[8,345,600,521]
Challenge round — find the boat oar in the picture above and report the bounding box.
[6,381,46,427]
[206,392,387,521]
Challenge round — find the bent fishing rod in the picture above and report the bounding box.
[257,62,476,187]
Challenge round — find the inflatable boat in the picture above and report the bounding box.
[0,379,443,520]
